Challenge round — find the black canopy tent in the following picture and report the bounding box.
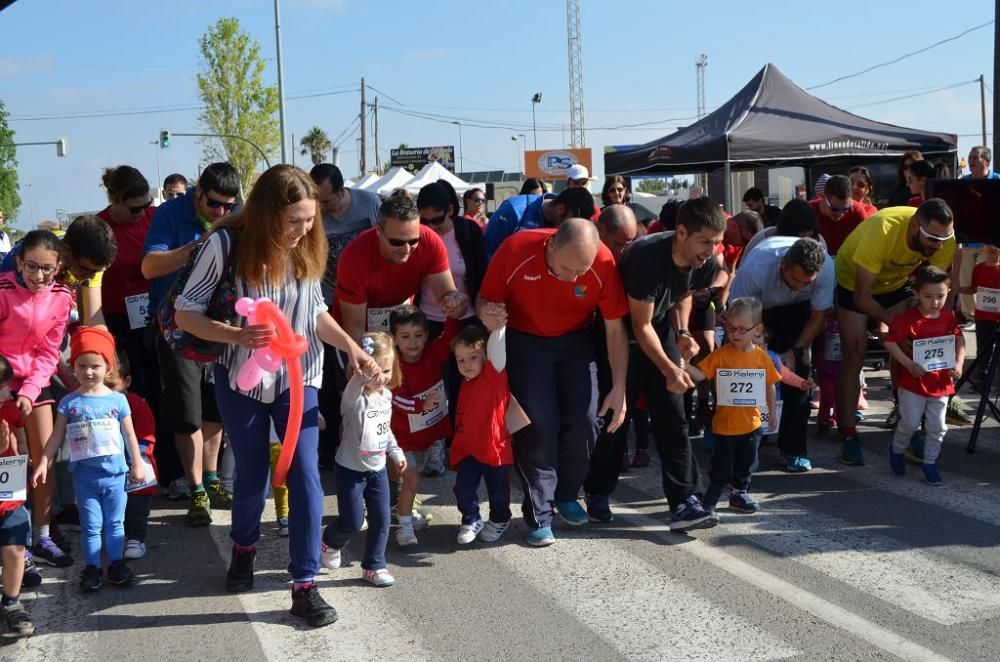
[604,63,958,208]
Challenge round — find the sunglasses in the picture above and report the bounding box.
[128,200,153,215]
[384,236,420,248]
[825,197,853,213]
[204,196,237,211]
[421,214,447,225]
[469,197,486,204]
[918,225,955,243]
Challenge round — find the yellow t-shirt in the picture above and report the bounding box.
[696,344,781,436]
[834,206,956,295]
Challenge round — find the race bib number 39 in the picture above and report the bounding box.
[716,369,766,407]
[977,287,1000,314]
[913,335,956,372]
[0,455,27,501]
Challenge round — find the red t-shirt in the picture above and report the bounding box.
[0,400,26,516]
[126,391,159,496]
[450,362,512,467]
[886,307,961,398]
[333,225,449,323]
[98,207,154,316]
[908,195,924,207]
[391,319,459,452]
[860,201,879,216]
[809,199,872,255]
[972,262,1000,322]
[478,229,628,337]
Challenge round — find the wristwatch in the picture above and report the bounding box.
[677,329,692,337]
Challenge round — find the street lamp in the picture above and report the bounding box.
[511,134,525,174]
[531,93,542,150]
[451,121,464,174]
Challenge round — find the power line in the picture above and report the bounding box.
[845,79,978,109]
[808,20,994,90]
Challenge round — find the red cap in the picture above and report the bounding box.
[70,327,116,371]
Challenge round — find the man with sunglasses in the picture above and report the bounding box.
[142,162,240,527]
[833,199,956,465]
[808,174,873,255]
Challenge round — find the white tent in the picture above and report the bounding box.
[402,161,482,195]
[359,167,415,196]
[353,173,379,190]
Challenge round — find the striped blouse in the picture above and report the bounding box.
[175,230,327,404]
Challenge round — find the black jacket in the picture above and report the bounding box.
[452,216,488,304]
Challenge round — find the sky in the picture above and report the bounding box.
[0,0,996,228]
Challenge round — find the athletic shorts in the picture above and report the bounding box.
[0,505,29,547]
[156,335,221,434]
[835,284,913,315]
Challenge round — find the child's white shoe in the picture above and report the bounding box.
[457,519,485,544]
[478,520,509,543]
[396,525,418,547]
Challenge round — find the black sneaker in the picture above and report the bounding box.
[290,584,339,628]
[225,547,256,593]
[22,555,42,588]
[1,601,35,638]
[107,560,138,586]
[668,495,718,532]
[80,565,103,593]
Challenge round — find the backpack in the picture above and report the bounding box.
[157,228,242,363]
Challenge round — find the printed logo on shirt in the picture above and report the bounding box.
[523,274,541,282]
[574,284,587,298]
[366,408,391,419]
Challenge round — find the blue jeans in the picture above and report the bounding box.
[453,457,511,525]
[73,468,127,566]
[214,365,322,583]
[703,430,761,509]
[324,463,389,571]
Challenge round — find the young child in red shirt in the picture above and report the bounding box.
[449,324,520,544]
[388,305,459,547]
[884,266,964,485]
[960,243,1000,387]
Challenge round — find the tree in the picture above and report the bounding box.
[636,177,667,194]
[0,100,21,224]
[299,126,332,166]
[196,18,279,197]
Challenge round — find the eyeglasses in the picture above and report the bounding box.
[128,200,153,215]
[918,225,955,243]
[420,214,447,225]
[725,323,757,335]
[204,196,237,211]
[21,261,59,276]
[825,197,853,213]
[469,197,486,204]
[385,236,420,248]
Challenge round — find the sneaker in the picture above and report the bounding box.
[422,440,446,477]
[784,456,812,473]
[276,517,290,537]
[922,464,943,485]
[186,491,212,527]
[33,536,73,568]
[167,477,191,500]
[946,398,972,426]
[396,525,418,547]
[854,410,865,422]
[631,449,651,468]
[906,431,926,464]
[206,480,233,509]
[123,539,146,560]
[22,555,41,588]
[225,546,256,593]
[1,602,35,638]
[885,406,900,429]
[290,584,338,628]
[80,564,102,593]
[393,506,430,531]
[728,491,759,513]
[320,530,342,570]
[362,568,395,587]
[555,500,589,527]
[669,495,717,532]
[585,494,614,523]
[889,449,906,476]
[525,526,556,547]
[839,434,865,466]
[478,520,509,543]
[457,519,485,544]
[107,560,138,586]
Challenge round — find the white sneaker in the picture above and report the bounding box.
[362,568,395,587]
[319,526,341,569]
[167,478,190,501]
[123,539,146,559]
[396,525,418,547]
[478,520,509,543]
[457,519,485,544]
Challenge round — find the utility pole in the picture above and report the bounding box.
[290,132,295,167]
[148,140,161,195]
[274,0,288,164]
[696,54,708,191]
[566,0,585,148]
[359,77,368,174]
[981,74,988,147]
[373,97,381,174]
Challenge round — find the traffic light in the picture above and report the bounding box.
[159,130,170,149]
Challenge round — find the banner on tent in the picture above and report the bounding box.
[390,146,455,173]
[524,148,593,180]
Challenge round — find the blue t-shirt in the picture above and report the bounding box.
[485,193,553,258]
[962,171,1000,180]
[143,189,211,315]
[730,236,835,311]
[58,390,130,474]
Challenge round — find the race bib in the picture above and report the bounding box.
[913,335,956,372]
[716,369,766,407]
[366,300,412,332]
[125,455,157,493]
[824,332,842,362]
[359,406,392,456]
[0,455,27,501]
[125,293,150,330]
[67,418,122,463]
[760,400,784,435]
[407,380,448,433]
[976,287,1000,314]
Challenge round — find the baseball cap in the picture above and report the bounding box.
[566,164,591,181]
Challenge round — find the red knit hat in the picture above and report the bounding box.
[70,327,116,370]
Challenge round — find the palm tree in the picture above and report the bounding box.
[299,126,333,166]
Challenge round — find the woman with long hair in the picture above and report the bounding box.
[174,164,378,628]
[462,187,487,229]
[847,166,878,215]
[601,176,630,207]
[888,149,923,206]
